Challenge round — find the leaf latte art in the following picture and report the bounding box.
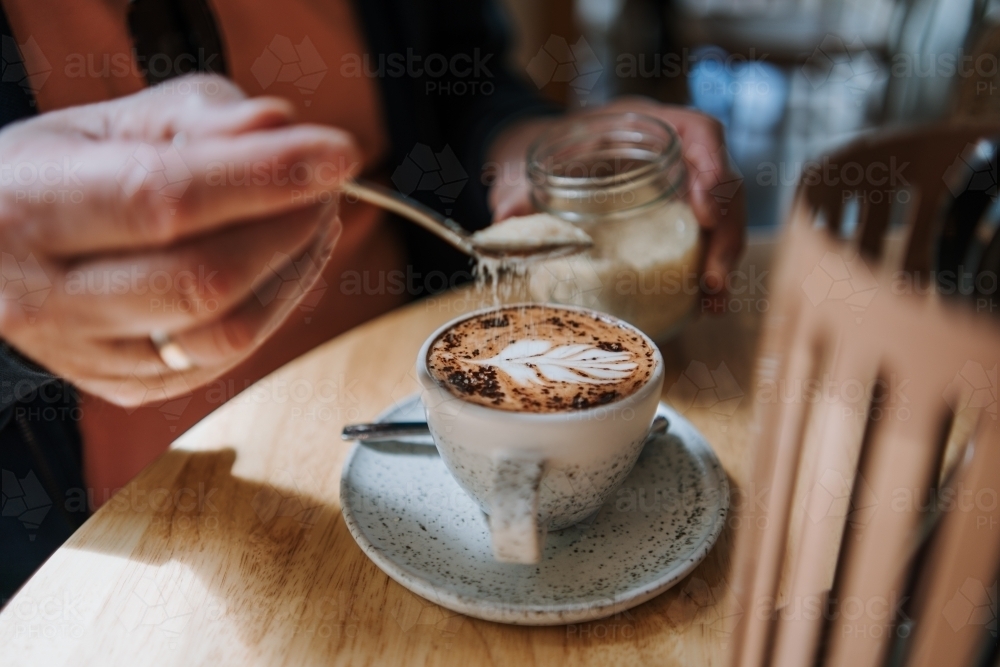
[426,305,657,413]
[469,340,638,386]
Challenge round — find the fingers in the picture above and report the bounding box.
[76,369,199,409]
[0,72,351,258]
[631,105,747,292]
[119,95,298,141]
[575,99,748,309]
[75,360,235,409]
[663,110,729,229]
[669,112,746,296]
[52,337,173,380]
[600,101,739,231]
[122,74,295,138]
[8,124,359,256]
[165,125,359,244]
[702,187,747,296]
[168,212,337,369]
[0,74,351,408]
[174,259,316,366]
[490,182,535,222]
[51,203,334,336]
[35,74,293,140]
[42,213,339,409]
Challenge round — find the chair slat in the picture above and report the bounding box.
[905,417,1000,667]
[729,118,1000,667]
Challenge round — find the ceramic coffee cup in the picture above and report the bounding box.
[416,304,664,564]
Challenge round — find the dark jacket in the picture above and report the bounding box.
[0,0,557,602]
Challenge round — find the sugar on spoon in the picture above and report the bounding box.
[341,180,593,260]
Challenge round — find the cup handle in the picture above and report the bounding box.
[487,454,545,564]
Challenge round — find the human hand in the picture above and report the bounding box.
[487,97,746,311]
[0,75,360,406]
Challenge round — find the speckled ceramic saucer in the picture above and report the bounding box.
[340,395,729,625]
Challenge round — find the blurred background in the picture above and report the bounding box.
[499,0,1000,229]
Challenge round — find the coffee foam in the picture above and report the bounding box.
[426,305,656,413]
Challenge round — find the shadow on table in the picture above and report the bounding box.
[68,444,740,660]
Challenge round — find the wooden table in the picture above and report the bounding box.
[0,236,776,666]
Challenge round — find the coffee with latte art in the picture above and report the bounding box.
[426,305,656,413]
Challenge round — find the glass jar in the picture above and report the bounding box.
[526,112,703,342]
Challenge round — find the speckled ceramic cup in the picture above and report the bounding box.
[417,304,664,564]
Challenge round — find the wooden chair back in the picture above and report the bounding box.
[797,120,1000,277]
[728,123,1000,667]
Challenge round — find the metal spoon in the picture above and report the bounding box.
[342,414,670,444]
[341,180,592,260]
[341,422,431,441]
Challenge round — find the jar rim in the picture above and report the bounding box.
[526,112,683,190]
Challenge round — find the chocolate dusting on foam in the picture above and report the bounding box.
[426,305,657,413]
[444,366,505,405]
[479,315,510,329]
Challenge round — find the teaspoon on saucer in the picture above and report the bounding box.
[341,414,669,444]
[339,396,727,625]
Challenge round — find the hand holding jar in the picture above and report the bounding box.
[487,100,746,341]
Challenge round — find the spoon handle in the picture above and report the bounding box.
[341,421,432,441]
[341,180,475,257]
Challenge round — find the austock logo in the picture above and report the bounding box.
[527,252,605,308]
[1,468,52,540]
[805,468,878,533]
[387,366,423,415]
[526,35,602,104]
[565,598,637,639]
[114,575,197,646]
[114,359,193,420]
[683,141,744,215]
[0,252,52,323]
[252,251,328,324]
[945,360,998,420]
[251,35,327,105]
[392,365,466,436]
[800,251,878,323]
[666,576,744,648]
[391,144,468,216]
[116,143,193,214]
[0,35,51,99]
[943,578,997,636]
[390,591,465,644]
[158,394,194,432]
[802,34,880,103]
[943,141,998,199]
[250,469,325,530]
[666,361,744,432]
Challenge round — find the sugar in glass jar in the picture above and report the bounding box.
[526,113,703,342]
